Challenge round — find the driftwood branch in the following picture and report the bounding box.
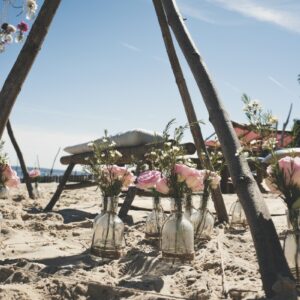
[152,0,228,223]
[6,120,34,199]
[280,103,293,147]
[161,0,295,297]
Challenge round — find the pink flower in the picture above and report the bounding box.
[6,177,20,188]
[123,172,135,188]
[2,165,15,179]
[17,21,29,32]
[28,169,40,178]
[174,164,195,179]
[1,165,20,188]
[186,174,204,192]
[156,177,170,194]
[278,156,300,187]
[136,170,161,190]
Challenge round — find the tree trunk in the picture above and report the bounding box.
[152,0,228,223]
[0,0,62,138]
[6,120,34,199]
[161,0,295,297]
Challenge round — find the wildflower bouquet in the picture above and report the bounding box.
[267,156,300,229]
[86,132,135,198]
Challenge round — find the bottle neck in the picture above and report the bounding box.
[153,196,161,210]
[107,196,119,213]
[170,198,182,213]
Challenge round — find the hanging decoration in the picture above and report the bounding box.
[0,0,37,53]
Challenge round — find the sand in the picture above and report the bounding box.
[0,183,289,299]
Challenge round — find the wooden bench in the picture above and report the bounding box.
[44,142,196,221]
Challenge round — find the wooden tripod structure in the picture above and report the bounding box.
[0,0,296,297]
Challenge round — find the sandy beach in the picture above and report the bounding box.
[0,183,288,300]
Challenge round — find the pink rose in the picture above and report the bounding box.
[28,169,40,178]
[6,177,20,188]
[174,164,195,179]
[278,156,300,187]
[186,174,204,192]
[2,165,15,179]
[136,170,161,190]
[156,177,170,194]
[123,171,135,188]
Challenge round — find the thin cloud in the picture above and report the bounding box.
[177,1,243,26]
[224,81,242,94]
[209,0,300,34]
[121,42,141,52]
[268,76,298,98]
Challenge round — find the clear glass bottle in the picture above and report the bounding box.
[93,196,108,229]
[32,182,42,198]
[191,208,214,240]
[91,196,124,259]
[161,198,194,262]
[283,230,300,286]
[0,185,9,200]
[229,199,247,229]
[145,196,166,238]
[183,194,197,221]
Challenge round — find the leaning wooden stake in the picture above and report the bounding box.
[6,120,35,199]
[161,0,295,297]
[153,0,228,223]
[0,0,62,138]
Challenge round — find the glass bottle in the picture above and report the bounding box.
[93,196,108,229]
[91,196,124,259]
[32,182,42,198]
[191,208,214,240]
[161,198,194,262]
[183,194,197,221]
[283,230,300,287]
[229,199,247,229]
[0,185,9,200]
[145,196,166,238]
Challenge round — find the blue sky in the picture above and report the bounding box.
[0,0,299,169]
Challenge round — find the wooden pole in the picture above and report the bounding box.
[152,0,228,223]
[161,0,295,297]
[0,0,62,138]
[6,120,34,199]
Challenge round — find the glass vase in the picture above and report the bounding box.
[191,208,214,240]
[287,208,300,232]
[32,182,42,198]
[183,194,197,221]
[91,196,124,259]
[0,185,9,200]
[283,230,300,286]
[145,196,166,238]
[229,199,247,229]
[161,198,194,262]
[93,196,108,229]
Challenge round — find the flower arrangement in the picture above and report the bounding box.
[137,120,221,206]
[0,142,20,190]
[267,156,300,222]
[86,132,135,198]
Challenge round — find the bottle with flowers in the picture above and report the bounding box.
[136,169,167,239]
[139,120,220,261]
[0,142,20,199]
[87,132,135,259]
[28,168,41,198]
[267,155,300,285]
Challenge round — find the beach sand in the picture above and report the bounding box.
[0,183,288,299]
